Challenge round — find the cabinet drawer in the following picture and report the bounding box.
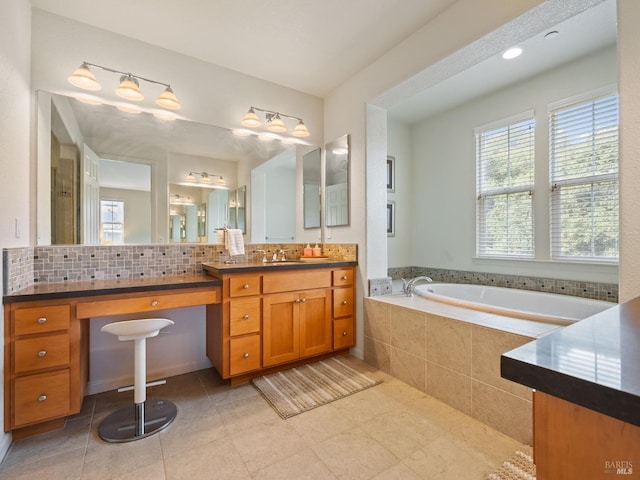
[334,318,355,349]
[333,288,354,318]
[76,289,217,318]
[229,335,261,376]
[333,269,353,287]
[14,305,70,336]
[263,270,331,294]
[230,298,261,336]
[229,276,261,297]
[14,333,70,374]
[14,369,70,427]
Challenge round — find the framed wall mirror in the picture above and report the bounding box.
[325,134,350,227]
[303,147,321,229]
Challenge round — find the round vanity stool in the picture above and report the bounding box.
[98,318,177,443]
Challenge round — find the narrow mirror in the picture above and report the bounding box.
[325,134,350,227]
[303,147,321,229]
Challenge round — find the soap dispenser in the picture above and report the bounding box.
[304,243,313,257]
[312,243,322,257]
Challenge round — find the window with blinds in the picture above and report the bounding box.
[549,92,619,262]
[476,114,535,257]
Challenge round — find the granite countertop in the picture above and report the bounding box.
[202,259,357,275]
[3,274,222,303]
[501,296,640,426]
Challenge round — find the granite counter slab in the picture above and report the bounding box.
[501,297,640,426]
[3,274,222,303]
[202,260,357,276]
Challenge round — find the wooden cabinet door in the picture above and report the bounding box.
[299,289,332,358]
[263,292,300,367]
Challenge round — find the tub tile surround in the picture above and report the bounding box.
[363,294,557,444]
[384,266,618,302]
[3,243,357,294]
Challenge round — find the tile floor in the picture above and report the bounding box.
[0,357,525,479]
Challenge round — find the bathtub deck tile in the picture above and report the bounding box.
[471,325,535,400]
[426,314,472,375]
[471,381,533,445]
[426,362,472,416]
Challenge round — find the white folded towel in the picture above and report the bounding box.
[225,228,245,256]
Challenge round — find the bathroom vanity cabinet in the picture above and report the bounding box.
[3,276,220,439]
[205,262,356,383]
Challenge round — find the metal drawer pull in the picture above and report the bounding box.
[38,350,47,358]
[151,300,158,307]
[342,276,348,280]
[243,284,250,289]
[38,394,47,402]
[243,353,249,358]
[295,298,300,303]
[243,314,250,320]
[342,300,348,305]
[38,317,47,324]
[300,298,306,303]
[342,331,348,336]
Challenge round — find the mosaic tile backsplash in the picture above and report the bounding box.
[3,243,357,295]
[384,266,618,303]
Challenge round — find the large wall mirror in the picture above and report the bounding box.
[39,92,315,245]
[325,134,350,227]
[303,147,321,229]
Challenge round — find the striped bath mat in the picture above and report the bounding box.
[252,357,382,419]
[487,447,536,480]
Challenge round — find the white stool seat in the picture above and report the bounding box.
[101,318,174,341]
[99,317,177,443]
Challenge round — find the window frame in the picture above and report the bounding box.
[100,199,125,245]
[475,111,536,259]
[548,87,619,263]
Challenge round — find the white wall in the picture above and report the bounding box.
[618,0,640,301]
[395,46,617,283]
[100,187,152,244]
[0,0,31,459]
[386,119,412,268]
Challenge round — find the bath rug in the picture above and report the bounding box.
[486,446,536,480]
[252,357,382,419]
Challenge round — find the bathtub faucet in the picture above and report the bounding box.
[402,276,433,297]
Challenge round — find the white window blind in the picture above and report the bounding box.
[550,93,619,262]
[476,116,535,257]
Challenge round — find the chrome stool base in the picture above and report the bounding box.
[98,399,177,443]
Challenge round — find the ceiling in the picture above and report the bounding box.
[31,0,456,98]
[389,0,617,123]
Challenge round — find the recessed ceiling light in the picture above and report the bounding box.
[502,46,523,60]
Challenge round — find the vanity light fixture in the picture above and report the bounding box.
[240,106,310,137]
[170,194,193,205]
[185,172,226,186]
[67,61,182,110]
